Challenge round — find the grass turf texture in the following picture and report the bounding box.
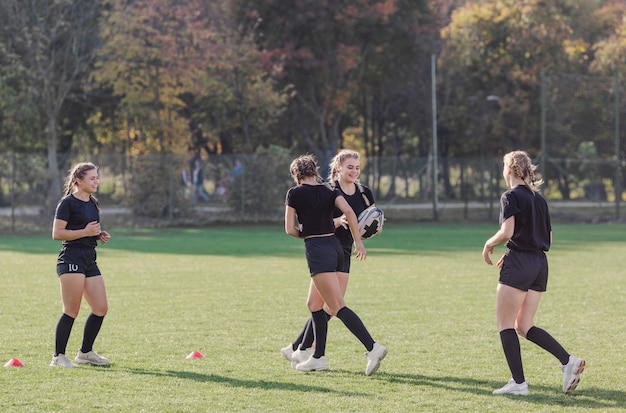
[0,223,625,412]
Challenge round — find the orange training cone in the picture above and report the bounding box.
[186,351,204,359]
[4,358,24,367]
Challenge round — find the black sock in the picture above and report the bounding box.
[499,328,525,384]
[336,307,375,351]
[54,313,75,357]
[300,312,329,350]
[311,310,328,358]
[293,318,312,351]
[526,326,570,365]
[81,313,104,353]
[300,318,315,350]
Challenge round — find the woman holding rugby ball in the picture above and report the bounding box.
[50,162,111,368]
[281,150,381,371]
[483,150,585,395]
[283,153,386,375]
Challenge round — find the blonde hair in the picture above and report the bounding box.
[327,149,362,189]
[503,151,543,192]
[289,154,323,184]
[64,162,100,211]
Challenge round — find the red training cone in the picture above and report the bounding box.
[186,351,204,359]
[4,358,24,367]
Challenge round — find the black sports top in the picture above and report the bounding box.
[499,185,551,252]
[54,194,100,248]
[285,184,338,237]
[333,183,374,246]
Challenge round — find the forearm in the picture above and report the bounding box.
[53,227,89,241]
[286,227,301,238]
[485,229,509,249]
[344,210,361,243]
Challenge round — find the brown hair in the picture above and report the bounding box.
[289,154,323,184]
[503,151,543,192]
[64,162,100,211]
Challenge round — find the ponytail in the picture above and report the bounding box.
[63,162,101,211]
[504,151,544,192]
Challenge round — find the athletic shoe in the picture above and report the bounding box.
[280,344,295,362]
[492,379,530,396]
[50,354,78,368]
[365,343,387,376]
[562,355,585,394]
[295,355,328,372]
[291,348,314,369]
[75,350,109,366]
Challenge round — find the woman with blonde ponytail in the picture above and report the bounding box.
[281,150,385,375]
[50,162,111,368]
[483,151,584,396]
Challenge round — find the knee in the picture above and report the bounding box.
[94,305,109,317]
[63,304,81,319]
[322,303,335,316]
[515,321,532,338]
[306,294,325,312]
[64,309,80,319]
[96,309,108,317]
[306,299,322,312]
[92,304,108,317]
[323,299,345,316]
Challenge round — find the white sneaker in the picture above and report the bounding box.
[493,379,530,396]
[291,348,314,369]
[295,355,328,372]
[365,343,387,376]
[280,344,295,362]
[75,350,109,366]
[562,355,585,394]
[50,354,78,368]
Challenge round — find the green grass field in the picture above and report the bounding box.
[0,223,625,412]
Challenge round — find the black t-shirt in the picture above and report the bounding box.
[333,183,374,246]
[285,184,338,237]
[499,185,551,252]
[54,194,100,248]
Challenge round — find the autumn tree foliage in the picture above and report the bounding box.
[1,0,626,212]
[590,0,626,75]
[235,0,433,165]
[93,0,286,157]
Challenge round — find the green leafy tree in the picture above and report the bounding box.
[439,0,598,155]
[0,0,102,209]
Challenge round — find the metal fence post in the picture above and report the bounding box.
[540,68,547,183]
[615,66,621,219]
[431,53,439,221]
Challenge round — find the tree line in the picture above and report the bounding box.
[0,0,624,208]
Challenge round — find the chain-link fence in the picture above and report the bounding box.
[1,150,623,233]
[541,70,625,211]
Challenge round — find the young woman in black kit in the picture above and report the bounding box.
[281,150,380,373]
[50,162,111,367]
[284,154,386,375]
[483,150,585,395]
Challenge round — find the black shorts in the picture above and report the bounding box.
[338,243,352,273]
[56,247,101,278]
[499,248,548,292]
[304,236,343,276]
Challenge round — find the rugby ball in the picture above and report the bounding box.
[357,207,384,239]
